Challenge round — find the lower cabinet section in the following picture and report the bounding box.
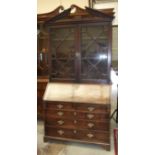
[44,101,111,151]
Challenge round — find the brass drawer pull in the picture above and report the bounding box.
[87,107,95,112]
[87,133,94,138]
[57,111,64,116]
[87,114,94,119]
[73,120,77,124]
[57,104,63,109]
[73,112,77,116]
[73,130,77,134]
[57,130,64,135]
[57,120,64,125]
[87,123,94,128]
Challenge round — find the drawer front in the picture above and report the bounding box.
[76,112,110,121]
[75,129,110,143]
[45,118,109,131]
[45,109,73,118]
[45,109,109,121]
[45,126,73,139]
[45,102,110,112]
[45,126,110,143]
[73,103,110,113]
[45,102,72,110]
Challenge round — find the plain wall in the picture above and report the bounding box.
[37,0,88,14]
[94,2,118,25]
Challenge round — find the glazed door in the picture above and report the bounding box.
[49,26,77,82]
[80,24,111,83]
[49,24,112,83]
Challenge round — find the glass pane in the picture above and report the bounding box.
[81,25,109,80]
[81,59,108,79]
[51,60,75,79]
[50,27,75,80]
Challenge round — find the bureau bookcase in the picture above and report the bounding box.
[42,5,114,151]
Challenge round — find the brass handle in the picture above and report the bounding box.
[87,114,94,119]
[57,111,64,116]
[57,120,64,125]
[87,107,95,112]
[57,130,64,135]
[87,133,94,138]
[73,120,77,124]
[73,112,77,116]
[87,123,94,128]
[73,130,77,134]
[57,104,63,109]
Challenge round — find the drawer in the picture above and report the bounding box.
[74,129,110,143]
[73,103,110,113]
[45,109,110,120]
[45,126,73,139]
[45,118,109,131]
[45,102,72,110]
[45,126,110,143]
[45,109,73,118]
[76,112,110,121]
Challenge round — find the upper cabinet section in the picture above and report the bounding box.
[38,5,114,83]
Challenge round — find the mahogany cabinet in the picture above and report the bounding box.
[43,83,111,151]
[40,5,114,151]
